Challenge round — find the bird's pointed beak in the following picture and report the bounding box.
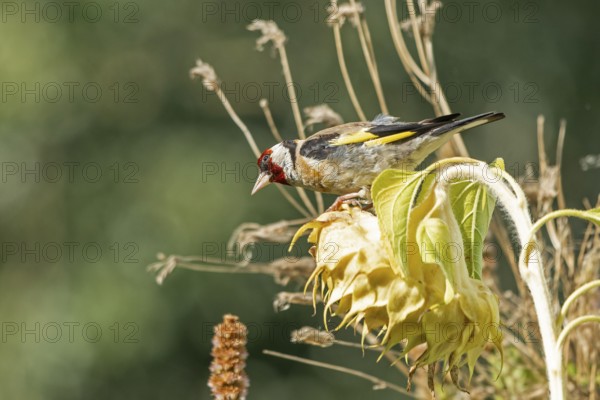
[251,172,272,195]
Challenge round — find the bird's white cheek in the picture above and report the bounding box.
[280,154,298,182]
[282,161,296,181]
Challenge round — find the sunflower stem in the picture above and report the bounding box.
[436,161,565,400]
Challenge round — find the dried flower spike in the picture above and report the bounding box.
[327,2,364,27]
[208,314,249,400]
[303,104,344,129]
[291,326,335,347]
[247,20,286,50]
[190,59,219,91]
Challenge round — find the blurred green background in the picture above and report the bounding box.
[0,0,598,399]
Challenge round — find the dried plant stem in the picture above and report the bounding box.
[360,19,382,91]
[384,0,429,84]
[425,40,467,159]
[263,350,414,397]
[537,115,548,180]
[556,119,567,210]
[331,338,401,357]
[405,0,430,76]
[148,256,277,280]
[422,11,465,157]
[148,254,314,286]
[577,219,595,269]
[293,188,317,216]
[333,24,367,121]
[276,44,322,215]
[535,116,570,301]
[535,116,562,249]
[384,0,467,159]
[277,45,304,139]
[349,0,388,114]
[277,53,321,215]
[177,262,271,274]
[259,99,283,142]
[194,75,311,217]
[315,190,324,215]
[590,361,598,400]
[490,219,526,296]
[424,41,451,118]
[277,187,313,218]
[424,43,443,116]
[501,325,546,368]
[212,86,261,158]
[248,20,322,214]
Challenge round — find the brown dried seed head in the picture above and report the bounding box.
[208,314,249,400]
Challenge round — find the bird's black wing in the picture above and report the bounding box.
[299,112,504,158]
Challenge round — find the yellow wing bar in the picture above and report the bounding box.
[364,130,416,146]
[329,130,378,145]
[329,129,416,147]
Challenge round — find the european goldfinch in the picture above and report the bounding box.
[252,112,505,197]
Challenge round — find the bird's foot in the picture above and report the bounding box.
[326,188,372,212]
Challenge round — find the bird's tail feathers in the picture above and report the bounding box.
[431,112,505,137]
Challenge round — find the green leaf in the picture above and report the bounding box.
[417,218,457,302]
[372,169,433,275]
[449,159,503,279]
